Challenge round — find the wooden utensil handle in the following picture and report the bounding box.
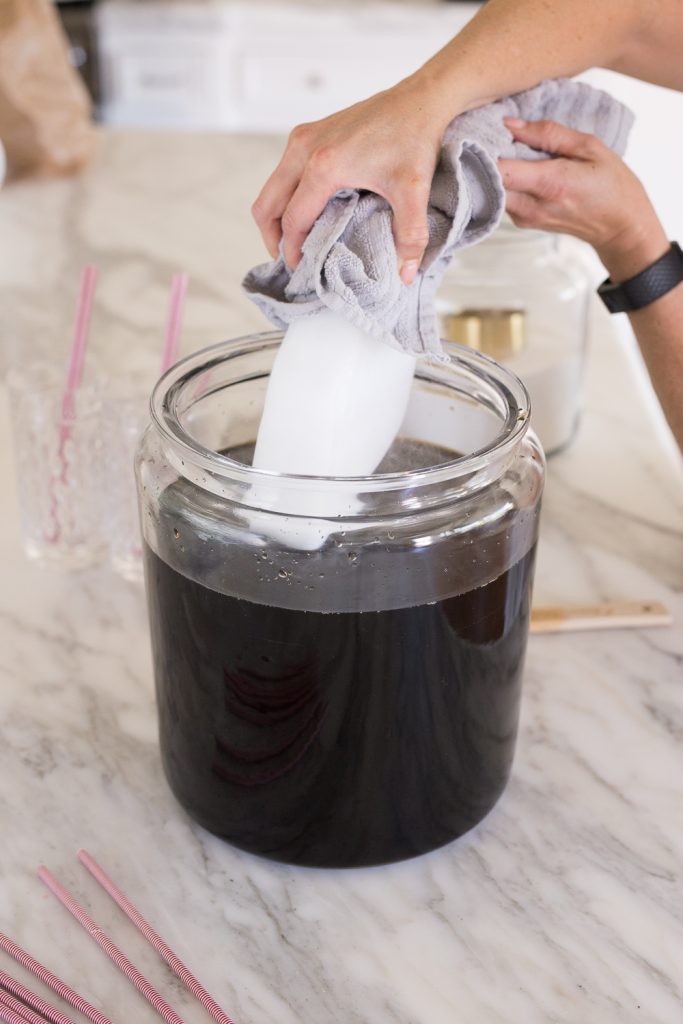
[530,600,672,635]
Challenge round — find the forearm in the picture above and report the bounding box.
[410,0,674,128]
[599,232,683,451]
[624,291,683,451]
[500,116,683,451]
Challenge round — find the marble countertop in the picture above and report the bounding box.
[0,131,682,1024]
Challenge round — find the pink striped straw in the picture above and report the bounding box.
[0,934,111,1024]
[47,264,98,543]
[0,992,33,1024]
[62,265,98,421]
[78,850,236,1024]
[0,984,57,1024]
[160,273,188,374]
[37,868,187,1024]
[0,965,78,1024]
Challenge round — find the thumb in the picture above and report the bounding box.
[388,181,431,285]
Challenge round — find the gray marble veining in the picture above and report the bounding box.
[0,130,681,1024]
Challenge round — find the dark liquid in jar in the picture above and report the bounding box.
[143,503,535,867]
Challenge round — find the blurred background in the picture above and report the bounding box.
[52,0,683,239]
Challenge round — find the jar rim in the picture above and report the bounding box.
[150,329,531,495]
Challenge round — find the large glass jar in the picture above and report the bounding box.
[136,330,545,869]
[437,220,590,455]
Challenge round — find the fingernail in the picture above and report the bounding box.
[400,260,419,286]
[504,117,526,129]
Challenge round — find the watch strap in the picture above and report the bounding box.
[597,241,683,313]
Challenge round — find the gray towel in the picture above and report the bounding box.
[243,78,633,358]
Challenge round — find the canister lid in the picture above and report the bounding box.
[441,309,526,362]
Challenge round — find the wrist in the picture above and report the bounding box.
[403,61,471,132]
[597,220,669,284]
[597,241,683,314]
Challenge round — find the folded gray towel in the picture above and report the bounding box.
[243,78,633,358]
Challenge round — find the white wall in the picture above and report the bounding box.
[96,1,477,129]
[579,69,683,242]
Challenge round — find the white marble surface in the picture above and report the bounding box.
[0,131,682,1024]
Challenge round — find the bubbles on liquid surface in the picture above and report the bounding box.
[224,437,461,474]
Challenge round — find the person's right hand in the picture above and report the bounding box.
[499,119,669,282]
[251,79,452,285]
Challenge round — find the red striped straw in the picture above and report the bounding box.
[0,984,57,1024]
[0,934,111,1024]
[0,965,77,1024]
[47,264,98,543]
[37,868,187,1024]
[0,992,34,1024]
[78,850,236,1024]
[160,273,188,374]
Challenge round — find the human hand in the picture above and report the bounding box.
[251,79,453,285]
[499,119,668,282]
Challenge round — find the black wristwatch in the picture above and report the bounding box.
[597,241,683,313]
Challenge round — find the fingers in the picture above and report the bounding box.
[504,117,604,161]
[498,158,549,198]
[498,157,571,202]
[385,175,431,285]
[253,121,433,279]
[262,163,432,282]
[281,148,432,278]
[281,165,339,269]
[251,123,318,260]
[498,156,575,206]
[252,160,301,259]
[504,189,544,229]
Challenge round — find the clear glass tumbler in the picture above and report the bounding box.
[104,375,154,582]
[8,362,107,569]
[137,331,545,868]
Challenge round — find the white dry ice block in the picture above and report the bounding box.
[250,310,416,549]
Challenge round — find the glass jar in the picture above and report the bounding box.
[136,330,545,868]
[437,220,590,455]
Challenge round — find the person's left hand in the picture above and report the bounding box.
[499,118,668,281]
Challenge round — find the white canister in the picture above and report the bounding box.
[437,221,590,455]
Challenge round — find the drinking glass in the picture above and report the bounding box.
[8,362,107,569]
[104,373,154,582]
